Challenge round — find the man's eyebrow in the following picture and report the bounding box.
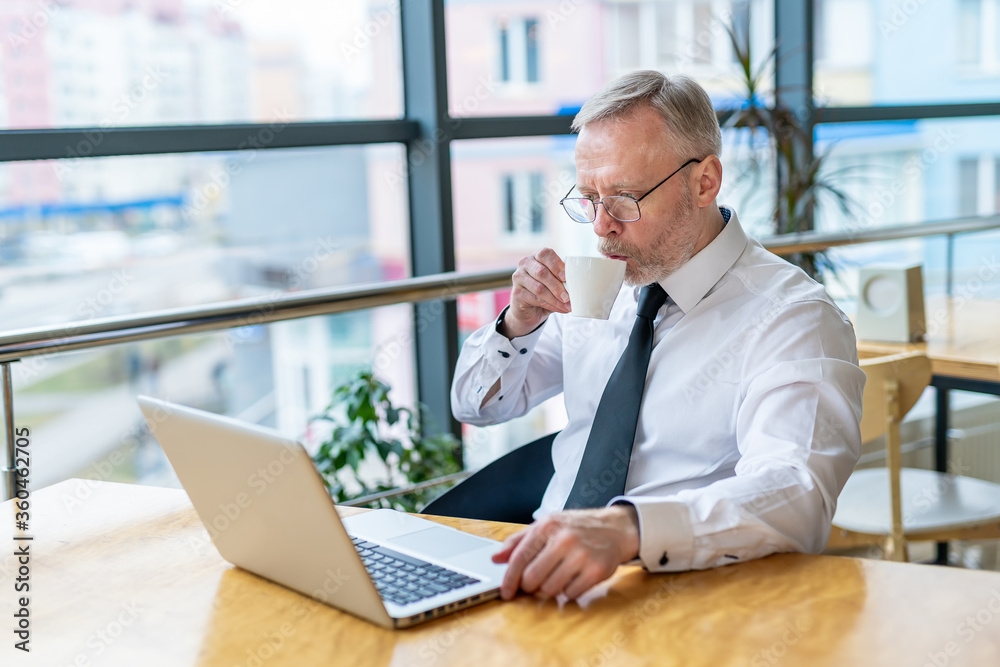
[577,181,640,192]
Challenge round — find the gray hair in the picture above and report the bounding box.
[571,70,722,159]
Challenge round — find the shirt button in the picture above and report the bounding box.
[659,552,669,566]
[498,351,510,358]
[498,395,504,401]
[519,348,527,354]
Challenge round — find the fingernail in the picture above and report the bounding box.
[561,292,569,302]
[560,272,566,281]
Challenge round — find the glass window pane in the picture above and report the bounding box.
[446,0,774,118]
[0,0,403,129]
[814,117,1000,295]
[0,144,410,330]
[815,118,1000,230]
[816,0,1000,106]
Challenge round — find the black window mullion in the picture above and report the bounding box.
[0,120,419,163]
[400,0,462,447]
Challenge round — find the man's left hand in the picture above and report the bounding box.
[491,504,640,600]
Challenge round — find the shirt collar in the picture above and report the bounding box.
[656,205,748,314]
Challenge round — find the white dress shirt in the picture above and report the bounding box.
[451,207,865,572]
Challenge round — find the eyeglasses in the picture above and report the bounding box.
[559,157,702,224]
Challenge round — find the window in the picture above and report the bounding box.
[525,19,540,83]
[496,16,541,84]
[813,0,874,106]
[959,0,984,65]
[0,0,404,129]
[959,157,980,217]
[956,154,1000,217]
[501,172,545,237]
[611,1,749,71]
[448,1,774,118]
[0,145,411,328]
[958,0,1000,68]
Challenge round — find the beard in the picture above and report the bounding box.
[599,185,700,286]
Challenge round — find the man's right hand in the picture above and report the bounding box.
[503,248,571,338]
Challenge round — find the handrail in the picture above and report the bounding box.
[762,214,1000,255]
[0,215,997,363]
[0,269,513,363]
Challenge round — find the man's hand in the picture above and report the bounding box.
[491,505,640,601]
[503,248,571,339]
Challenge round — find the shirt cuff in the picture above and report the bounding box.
[476,306,548,406]
[610,496,694,572]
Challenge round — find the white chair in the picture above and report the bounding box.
[829,352,1000,562]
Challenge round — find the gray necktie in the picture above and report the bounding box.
[564,283,668,509]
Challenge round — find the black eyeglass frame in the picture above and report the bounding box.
[559,157,704,223]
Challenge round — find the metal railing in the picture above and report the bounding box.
[3,214,1000,499]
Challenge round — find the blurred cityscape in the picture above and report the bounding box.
[0,0,998,487]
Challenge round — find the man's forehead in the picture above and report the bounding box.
[574,124,677,184]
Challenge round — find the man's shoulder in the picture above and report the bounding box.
[729,240,841,312]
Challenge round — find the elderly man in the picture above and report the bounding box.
[451,70,865,602]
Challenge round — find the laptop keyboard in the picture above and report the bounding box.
[350,536,482,607]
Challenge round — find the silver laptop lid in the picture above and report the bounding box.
[138,396,394,627]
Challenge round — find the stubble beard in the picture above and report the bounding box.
[599,186,700,286]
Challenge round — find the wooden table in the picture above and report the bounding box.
[3,480,1000,666]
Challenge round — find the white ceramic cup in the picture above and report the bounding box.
[564,256,627,319]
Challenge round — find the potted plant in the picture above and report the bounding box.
[721,14,856,281]
[310,369,462,512]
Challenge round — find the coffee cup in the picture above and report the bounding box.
[563,256,627,319]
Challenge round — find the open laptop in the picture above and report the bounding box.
[137,396,507,629]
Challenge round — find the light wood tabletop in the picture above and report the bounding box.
[857,296,1000,384]
[3,479,1000,667]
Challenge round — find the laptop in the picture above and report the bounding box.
[137,396,507,629]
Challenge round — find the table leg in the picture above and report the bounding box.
[934,385,950,565]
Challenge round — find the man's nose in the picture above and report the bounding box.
[592,202,623,237]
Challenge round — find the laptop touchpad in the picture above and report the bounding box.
[389,527,494,559]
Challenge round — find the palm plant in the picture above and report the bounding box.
[721,14,856,281]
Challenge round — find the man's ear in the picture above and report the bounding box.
[694,156,723,208]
